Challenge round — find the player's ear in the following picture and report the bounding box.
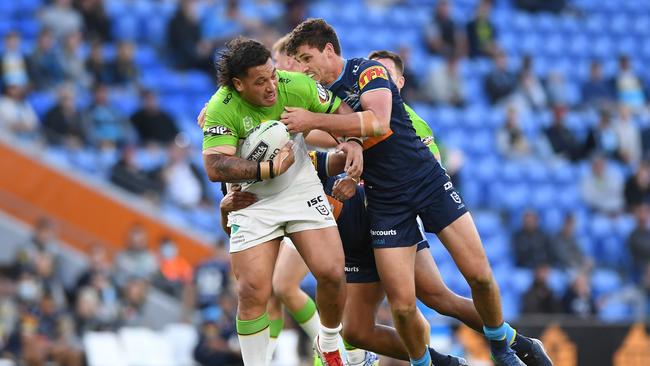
[396,75,405,89]
[324,43,335,56]
[232,78,244,92]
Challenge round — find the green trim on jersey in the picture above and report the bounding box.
[202,70,342,151]
[404,103,440,157]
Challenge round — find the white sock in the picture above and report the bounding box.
[267,336,278,364]
[318,324,342,353]
[346,348,367,365]
[300,311,321,341]
[238,327,269,366]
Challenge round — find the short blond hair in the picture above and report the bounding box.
[272,34,291,55]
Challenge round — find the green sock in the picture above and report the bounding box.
[236,312,270,335]
[289,297,317,324]
[269,318,284,339]
[343,338,357,351]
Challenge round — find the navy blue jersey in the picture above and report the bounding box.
[327,58,446,191]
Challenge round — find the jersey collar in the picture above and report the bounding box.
[327,59,347,88]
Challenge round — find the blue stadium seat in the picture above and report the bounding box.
[598,301,631,322]
[510,268,534,295]
[591,269,622,299]
[17,19,40,39]
[112,14,140,42]
[541,208,565,233]
[28,91,56,118]
[546,269,570,297]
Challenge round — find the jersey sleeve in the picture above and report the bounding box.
[404,103,440,158]
[202,93,240,151]
[291,72,341,114]
[357,60,391,95]
[308,150,330,185]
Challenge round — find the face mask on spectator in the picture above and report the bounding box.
[160,243,177,259]
[17,280,41,302]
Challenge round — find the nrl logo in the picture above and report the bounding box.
[243,116,254,131]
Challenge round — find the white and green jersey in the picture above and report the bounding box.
[203,70,341,197]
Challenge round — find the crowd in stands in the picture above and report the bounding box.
[0,218,241,365]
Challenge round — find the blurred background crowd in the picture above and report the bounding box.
[1,0,650,365]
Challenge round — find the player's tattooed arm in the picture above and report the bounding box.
[203,153,259,183]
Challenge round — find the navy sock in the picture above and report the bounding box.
[428,347,452,366]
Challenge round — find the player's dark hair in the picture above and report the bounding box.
[286,18,341,56]
[368,50,405,75]
[215,37,271,88]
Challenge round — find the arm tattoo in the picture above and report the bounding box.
[205,154,258,183]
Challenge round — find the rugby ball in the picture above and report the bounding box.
[240,121,290,162]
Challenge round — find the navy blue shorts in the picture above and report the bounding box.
[365,175,468,249]
[344,240,430,283]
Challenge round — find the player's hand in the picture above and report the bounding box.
[281,107,318,133]
[220,185,257,213]
[272,141,295,177]
[336,141,363,180]
[332,176,357,201]
[197,103,208,129]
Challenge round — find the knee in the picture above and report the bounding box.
[389,298,418,323]
[238,278,272,307]
[312,264,345,287]
[465,268,495,292]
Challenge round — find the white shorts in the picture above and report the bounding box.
[227,182,337,253]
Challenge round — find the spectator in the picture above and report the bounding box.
[156,238,193,296]
[167,0,213,71]
[0,80,39,139]
[202,0,261,46]
[517,55,547,111]
[581,60,613,109]
[130,90,179,145]
[544,106,581,161]
[582,109,620,160]
[39,0,83,40]
[118,277,149,327]
[512,210,552,268]
[16,291,83,366]
[73,245,113,293]
[424,54,465,107]
[115,224,158,283]
[522,264,560,314]
[614,55,646,111]
[562,272,597,318]
[1,32,29,87]
[193,295,243,366]
[57,31,91,89]
[624,162,650,210]
[484,51,517,105]
[424,0,465,57]
[73,286,104,336]
[641,264,650,317]
[643,126,650,161]
[580,154,625,215]
[159,140,210,208]
[545,71,569,108]
[628,204,650,273]
[109,146,163,197]
[74,0,111,42]
[86,42,113,85]
[32,251,67,308]
[550,214,590,271]
[187,240,231,312]
[515,0,567,13]
[28,29,64,90]
[466,0,497,58]
[14,219,61,271]
[613,104,642,166]
[83,83,133,148]
[496,105,531,159]
[109,41,138,87]
[42,84,86,146]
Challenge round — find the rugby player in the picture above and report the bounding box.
[282,19,540,366]
[202,37,362,366]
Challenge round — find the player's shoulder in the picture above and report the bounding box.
[277,70,317,91]
[206,86,238,113]
[349,58,389,89]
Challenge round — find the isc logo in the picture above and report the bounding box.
[306,196,324,207]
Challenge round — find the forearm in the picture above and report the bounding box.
[326,152,346,176]
[313,110,389,138]
[204,153,258,183]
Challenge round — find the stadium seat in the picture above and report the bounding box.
[119,327,176,366]
[510,268,534,295]
[163,323,198,366]
[83,332,129,366]
[598,301,631,322]
[27,91,56,118]
[546,269,570,297]
[591,269,622,299]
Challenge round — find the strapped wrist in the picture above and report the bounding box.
[259,161,272,180]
